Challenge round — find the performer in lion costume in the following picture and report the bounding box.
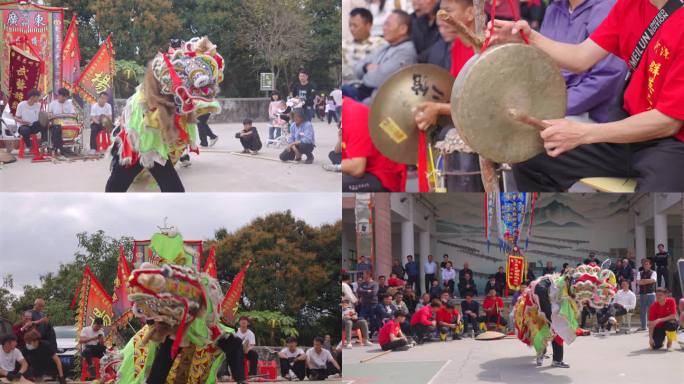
[513,263,617,368]
[101,229,246,384]
[105,37,224,192]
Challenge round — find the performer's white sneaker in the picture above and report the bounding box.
[209,136,219,147]
[552,361,570,368]
[536,355,543,366]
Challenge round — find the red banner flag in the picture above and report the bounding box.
[111,247,132,329]
[61,14,80,95]
[203,245,217,278]
[221,261,251,325]
[77,34,115,104]
[506,254,526,291]
[7,46,40,115]
[74,266,113,337]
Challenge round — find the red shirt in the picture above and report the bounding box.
[648,297,676,328]
[436,307,461,324]
[451,39,476,77]
[378,319,401,346]
[341,97,407,191]
[410,305,436,326]
[483,296,504,315]
[590,0,684,142]
[387,276,405,287]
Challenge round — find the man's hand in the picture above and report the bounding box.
[414,102,442,131]
[486,19,532,45]
[366,63,379,72]
[540,119,591,157]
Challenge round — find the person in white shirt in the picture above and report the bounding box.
[277,336,306,381]
[603,280,637,332]
[234,316,259,377]
[15,89,46,147]
[342,299,372,348]
[341,273,358,305]
[441,261,457,295]
[46,88,76,153]
[424,254,437,293]
[89,92,113,152]
[305,337,341,380]
[79,317,105,379]
[0,334,28,381]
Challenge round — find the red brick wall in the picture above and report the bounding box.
[374,193,392,278]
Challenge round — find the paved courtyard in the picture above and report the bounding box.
[342,330,684,384]
[0,121,340,192]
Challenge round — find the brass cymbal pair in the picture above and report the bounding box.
[368,44,567,165]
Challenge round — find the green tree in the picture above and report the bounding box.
[215,211,341,344]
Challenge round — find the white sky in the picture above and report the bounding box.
[0,193,341,294]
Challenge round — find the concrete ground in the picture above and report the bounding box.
[342,330,684,384]
[0,121,341,192]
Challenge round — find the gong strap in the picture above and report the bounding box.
[627,0,683,74]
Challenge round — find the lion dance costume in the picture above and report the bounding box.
[101,229,246,384]
[105,37,224,192]
[513,263,617,365]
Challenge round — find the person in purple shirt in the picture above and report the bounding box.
[279,108,316,164]
[539,0,628,123]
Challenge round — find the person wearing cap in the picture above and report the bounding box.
[279,108,315,164]
[290,69,317,121]
[235,118,262,154]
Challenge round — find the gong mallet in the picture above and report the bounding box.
[507,108,552,131]
[437,10,484,50]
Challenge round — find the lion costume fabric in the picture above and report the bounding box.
[514,263,617,356]
[103,230,245,384]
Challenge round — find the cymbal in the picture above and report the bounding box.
[451,44,567,164]
[369,64,454,164]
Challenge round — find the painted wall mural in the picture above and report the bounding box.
[428,193,631,291]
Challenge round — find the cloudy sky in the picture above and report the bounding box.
[0,193,341,294]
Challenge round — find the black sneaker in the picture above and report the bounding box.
[453,333,462,340]
[552,361,570,368]
[304,154,314,164]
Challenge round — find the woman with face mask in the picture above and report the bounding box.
[21,330,66,384]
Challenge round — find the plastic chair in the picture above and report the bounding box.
[341,328,363,344]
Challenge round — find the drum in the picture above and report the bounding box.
[51,114,80,141]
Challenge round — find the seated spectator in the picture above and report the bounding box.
[461,293,483,336]
[378,311,412,351]
[440,254,451,270]
[21,330,65,383]
[343,8,385,85]
[46,87,74,154]
[603,280,637,332]
[429,280,442,300]
[343,10,417,103]
[494,266,506,295]
[374,293,398,332]
[15,89,47,148]
[410,299,440,344]
[437,301,463,341]
[341,273,358,306]
[459,262,473,286]
[412,0,441,61]
[542,261,555,275]
[393,292,410,315]
[278,337,306,381]
[482,288,507,327]
[403,287,418,314]
[441,262,457,295]
[12,311,35,349]
[391,260,406,280]
[342,299,372,348]
[458,273,477,298]
[89,92,113,153]
[484,276,499,297]
[0,334,28,381]
[439,291,451,306]
[30,299,56,351]
[560,263,569,275]
[305,337,341,380]
[235,316,259,377]
[236,118,262,154]
[415,293,432,312]
[580,302,596,330]
[387,273,406,288]
[647,288,677,350]
[79,317,106,379]
[377,275,389,300]
[279,109,315,164]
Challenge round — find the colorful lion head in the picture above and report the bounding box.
[570,264,617,309]
[151,36,225,115]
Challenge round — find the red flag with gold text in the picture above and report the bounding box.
[111,247,132,329]
[221,261,251,325]
[203,245,217,278]
[61,14,81,96]
[7,46,40,115]
[74,266,113,337]
[77,34,115,104]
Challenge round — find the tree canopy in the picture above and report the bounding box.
[49,0,341,97]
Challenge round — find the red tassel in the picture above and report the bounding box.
[418,131,429,192]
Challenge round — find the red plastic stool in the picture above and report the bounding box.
[256,360,277,382]
[243,358,250,378]
[81,357,101,381]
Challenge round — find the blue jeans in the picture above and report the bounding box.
[639,293,655,328]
